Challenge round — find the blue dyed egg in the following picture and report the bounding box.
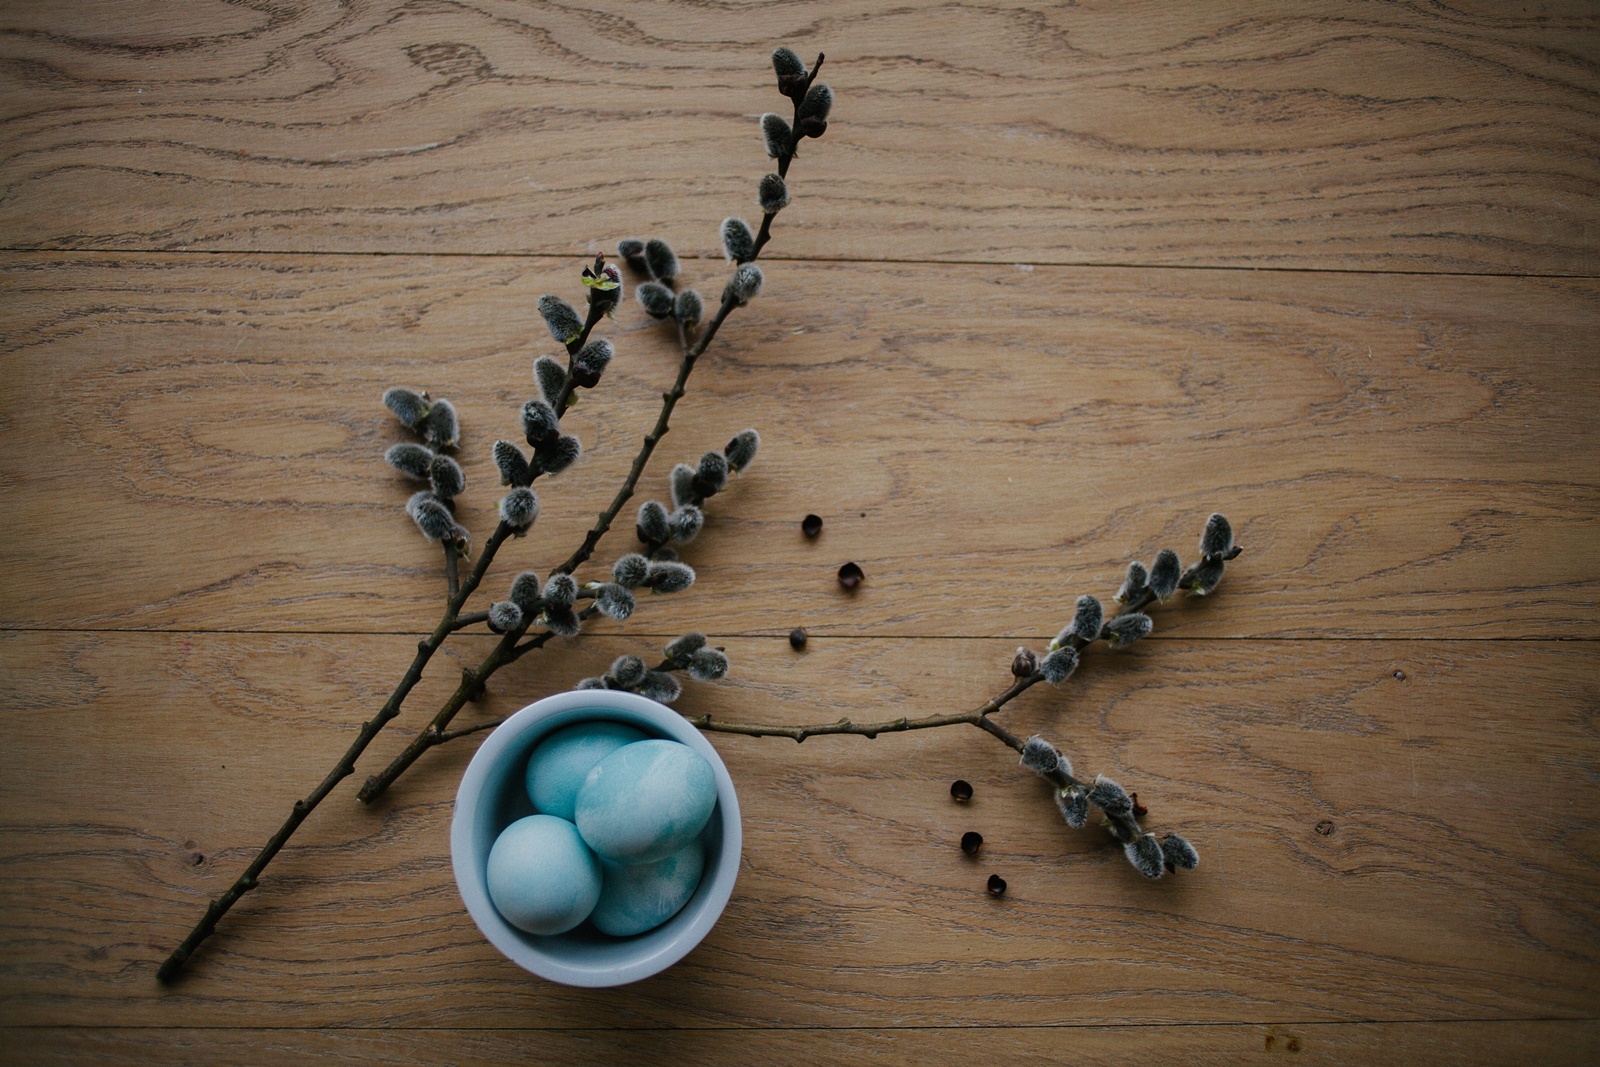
[525,721,649,821]
[574,739,718,863]
[591,839,706,937]
[486,814,601,935]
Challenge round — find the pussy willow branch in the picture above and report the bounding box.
[158,260,608,982]
[359,138,808,800]
[355,295,740,803]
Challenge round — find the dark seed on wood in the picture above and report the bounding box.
[961,831,983,855]
[950,780,973,802]
[789,627,808,650]
[837,561,864,590]
[986,874,1007,897]
[802,513,823,537]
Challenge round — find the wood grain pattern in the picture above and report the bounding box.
[1,632,1595,1028]
[2,1,1597,272]
[4,252,1597,638]
[2,2,1595,1060]
[4,1021,1597,1066]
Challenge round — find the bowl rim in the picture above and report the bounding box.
[450,689,742,987]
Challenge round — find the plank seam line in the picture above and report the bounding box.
[3,1017,1594,1033]
[2,245,1595,282]
[1,626,1594,642]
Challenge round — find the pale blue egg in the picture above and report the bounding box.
[486,814,601,935]
[591,839,706,937]
[525,721,649,821]
[574,739,718,863]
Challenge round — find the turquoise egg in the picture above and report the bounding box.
[486,814,601,935]
[574,739,718,863]
[591,839,706,937]
[525,721,649,821]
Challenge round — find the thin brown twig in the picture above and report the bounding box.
[156,520,513,982]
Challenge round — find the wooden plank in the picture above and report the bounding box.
[2,1,1597,272]
[1,631,1594,1027]
[3,253,1596,637]
[4,1020,1597,1066]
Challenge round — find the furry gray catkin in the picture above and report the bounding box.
[1125,834,1166,879]
[572,339,613,386]
[533,355,567,407]
[493,440,533,488]
[723,429,760,472]
[636,500,671,545]
[665,632,707,661]
[695,451,729,495]
[1117,560,1150,604]
[508,571,542,613]
[1200,513,1234,559]
[688,647,730,681]
[385,442,434,480]
[1056,788,1089,829]
[758,173,789,213]
[594,583,636,621]
[534,434,581,475]
[646,560,696,594]
[1020,736,1066,779]
[609,655,647,688]
[643,239,678,283]
[1187,558,1226,595]
[429,454,465,500]
[1149,549,1181,601]
[721,217,756,263]
[498,487,539,534]
[761,113,792,159]
[674,289,703,326]
[1071,595,1104,643]
[542,574,578,608]
[636,670,681,704]
[1162,833,1200,870]
[538,294,584,345]
[796,83,832,137]
[383,387,430,429]
[636,282,675,320]
[540,605,580,637]
[1103,613,1153,648]
[407,491,457,543]
[615,238,647,274]
[771,46,806,85]
[1089,775,1133,817]
[669,505,704,543]
[727,263,764,305]
[521,400,558,444]
[612,554,650,589]
[670,463,698,508]
[487,601,524,634]
[1039,646,1079,684]
[424,398,458,449]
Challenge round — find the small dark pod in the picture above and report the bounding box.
[801,513,823,538]
[837,561,864,590]
[960,831,983,856]
[950,779,973,802]
[789,627,808,651]
[986,874,1007,897]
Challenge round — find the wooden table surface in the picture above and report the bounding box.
[3,2,1597,1063]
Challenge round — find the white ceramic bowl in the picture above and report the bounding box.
[450,689,741,987]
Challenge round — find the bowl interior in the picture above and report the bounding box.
[451,693,740,986]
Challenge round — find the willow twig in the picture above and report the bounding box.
[157,520,512,982]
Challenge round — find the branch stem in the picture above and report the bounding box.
[157,519,513,982]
